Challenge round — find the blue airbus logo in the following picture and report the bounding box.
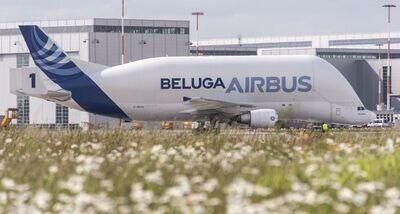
[160,76,312,93]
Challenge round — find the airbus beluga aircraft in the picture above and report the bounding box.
[15,25,375,129]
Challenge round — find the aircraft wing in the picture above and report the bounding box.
[181,96,254,116]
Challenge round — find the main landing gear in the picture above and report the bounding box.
[192,116,221,134]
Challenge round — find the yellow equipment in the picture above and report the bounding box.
[132,122,143,130]
[0,108,18,128]
[161,121,174,130]
[322,123,329,132]
[183,121,193,130]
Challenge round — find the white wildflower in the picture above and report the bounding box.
[1,178,15,189]
[4,138,12,144]
[48,165,58,174]
[0,192,7,204]
[385,138,395,153]
[187,193,207,203]
[334,203,350,213]
[144,171,163,185]
[293,146,302,151]
[205,198,221,206]
[326,138,335,145]
[195,141,204,147]
[352,192,368,207]
[75,155,104,174]
[59,175,84,193]
[356,182,384,193]
[181,146,197,157]
[268,159,282,167]
[15,184,30,192]
[338,143,352,154]
[151,145,163,155]
[226,178,270,197]
[285,192,305,203]
[226,178,254,197]
[130,142,138,147]
[100,180,114,192]
[166,148,177,156]
[253,185,271,196]
[337,188,354,201]
[90,143,103,150]
[191,176,204,184]
[369,206,385,214]
[175,176,191,194]
[292,181,309,192]
[91,193,114,212]
[130,183,154,204]
[33,189,52,210]
[370,144,378,151]
[305,164,319,176]
[303,190,319,205]
[201,178,219,193]
[385,187,400,199]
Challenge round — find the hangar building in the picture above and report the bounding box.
[192,33,400,118]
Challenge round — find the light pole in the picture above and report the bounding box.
[192,12,204,56]
[121,0,125,64]
[376,43,384,109]
[383,3,396,110]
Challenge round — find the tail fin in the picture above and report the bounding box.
[18,25,129,119]
[19,25,94,82]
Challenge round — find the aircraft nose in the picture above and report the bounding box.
[367,111,376,123]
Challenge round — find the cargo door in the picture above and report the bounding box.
[331,104,344,123]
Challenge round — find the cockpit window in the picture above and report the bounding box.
[357,106,365,111]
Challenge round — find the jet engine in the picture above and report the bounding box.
[236,109,278,128]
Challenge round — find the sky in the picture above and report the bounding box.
[0,0,399,40]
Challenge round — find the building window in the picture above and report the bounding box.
[329,38,400,46]
[56,104,69,127]
[144,28,153,34]
[16,53,30,125]
[93,25,122,33]
[153,27,163,34]
[383,66,392,105]
[93,25,189,35]
[17,53,29,67]
[179,28,189,34]
[16,96,29,125]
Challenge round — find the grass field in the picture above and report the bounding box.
[0,129,400,213]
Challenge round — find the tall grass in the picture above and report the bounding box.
[0,128,399,213]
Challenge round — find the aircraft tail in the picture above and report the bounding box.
[19,25,106,82]
[17,25,129,119]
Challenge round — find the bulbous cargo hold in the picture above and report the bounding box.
[100,55,375,125]
[17,25,375,126]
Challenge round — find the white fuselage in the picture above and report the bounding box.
[63,55,374,125]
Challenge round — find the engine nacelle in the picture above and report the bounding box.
[237,109,278,128]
